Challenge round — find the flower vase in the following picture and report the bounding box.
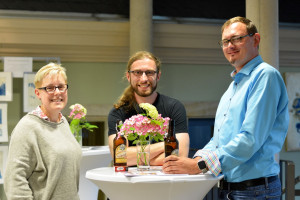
[74,129,82,146]
[136,140,150,171]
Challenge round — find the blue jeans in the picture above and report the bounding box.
[218,176,281,200]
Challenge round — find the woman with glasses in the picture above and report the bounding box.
[4,63,82,200]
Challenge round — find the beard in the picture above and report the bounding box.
[130,81,157,97]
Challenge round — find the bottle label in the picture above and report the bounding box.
[165,145,179,157]
[171,149,179,156]
[115,166,128,172]
[115,144,127,163]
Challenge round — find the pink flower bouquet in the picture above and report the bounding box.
[118,103,170,144]
[68,103,98,143]
[118,103,170,169]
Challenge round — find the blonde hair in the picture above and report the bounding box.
[34,63,67,88]
[114,51,161,110]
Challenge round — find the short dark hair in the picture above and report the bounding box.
[221,16,258,35]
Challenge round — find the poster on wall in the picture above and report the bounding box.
[0,145,8,184]
[3,57,33,78]
[0,103,8,142]
[23,72,40,113]
[285,72,300,151]
[0,72,13,102]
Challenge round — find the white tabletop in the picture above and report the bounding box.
[81,145,110,156]
[79,146,111,200]
[86,167,223,200]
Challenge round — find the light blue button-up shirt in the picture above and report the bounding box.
[202,55,289,182]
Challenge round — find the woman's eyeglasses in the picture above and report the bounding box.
[38,84,68,93]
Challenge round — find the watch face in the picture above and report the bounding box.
[198,160,208,173]
[198,160,206,169]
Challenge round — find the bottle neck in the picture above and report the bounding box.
[168,120,175,137]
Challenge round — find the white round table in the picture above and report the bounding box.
[79,146,111,200]
[86,167,223,200]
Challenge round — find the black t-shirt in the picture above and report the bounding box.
[108,93,188,146]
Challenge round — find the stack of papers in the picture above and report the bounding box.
[124,167,188,177]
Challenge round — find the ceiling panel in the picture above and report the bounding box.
[0,0,299,23]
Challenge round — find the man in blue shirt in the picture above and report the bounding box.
[163,16,289,199]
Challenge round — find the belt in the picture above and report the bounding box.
[219,176,278,191]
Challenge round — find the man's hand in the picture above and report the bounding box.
[162,155,201,174]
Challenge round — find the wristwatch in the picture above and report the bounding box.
[198,160,208,173]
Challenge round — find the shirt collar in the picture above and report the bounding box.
[231,55,263,83]
[30,106,63,122]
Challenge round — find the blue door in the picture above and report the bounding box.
[188,118,218,200]
[188,118,215,158]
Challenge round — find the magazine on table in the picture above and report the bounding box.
[124,166,188,177]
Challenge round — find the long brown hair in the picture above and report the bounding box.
[114,51,161,110]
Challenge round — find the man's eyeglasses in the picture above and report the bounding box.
[218,33,254,48]
[38,84,68,93]
[128,70,158,77]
